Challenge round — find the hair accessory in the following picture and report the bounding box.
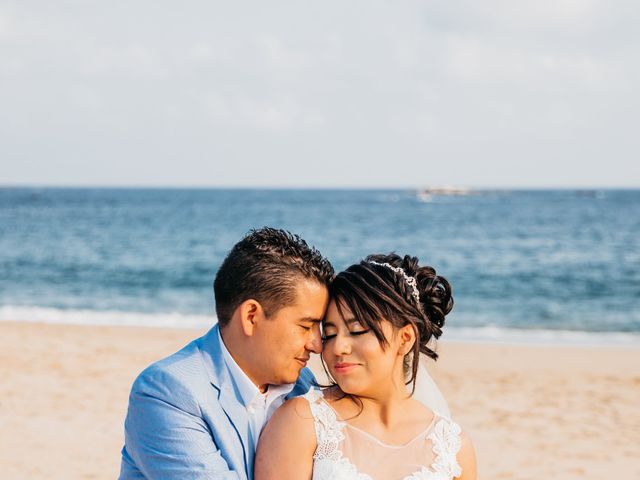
[369,261,421,306]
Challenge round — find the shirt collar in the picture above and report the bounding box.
[217,328,295,408]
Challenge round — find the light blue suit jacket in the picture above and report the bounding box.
[119,325,315,480]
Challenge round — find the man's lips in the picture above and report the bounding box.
[333,362,359,374]
[295,357,309,366]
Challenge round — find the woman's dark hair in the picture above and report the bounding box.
[328,253,453,394]
[214,227,334,327]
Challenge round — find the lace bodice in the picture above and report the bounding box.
[303,389,463,480]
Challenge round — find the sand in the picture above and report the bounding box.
[1,321,638,479]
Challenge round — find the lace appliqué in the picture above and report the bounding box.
[417,419,463,480]
[303,389,372,480]
[305,388,345,461]
[302,389,463,480]
[403,419,463,480]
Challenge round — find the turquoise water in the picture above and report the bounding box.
[1,188,639,342]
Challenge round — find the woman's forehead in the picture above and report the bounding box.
[324,299,352,323]
[324,301,371,329]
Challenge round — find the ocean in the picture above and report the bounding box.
[1,187,639,345]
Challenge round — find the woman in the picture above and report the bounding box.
[255,254,477,480]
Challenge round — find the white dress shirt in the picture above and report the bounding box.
[217,329,295,450]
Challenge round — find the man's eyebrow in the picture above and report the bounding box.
[300,317,323,323]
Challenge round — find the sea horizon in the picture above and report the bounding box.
[1,185,639,191]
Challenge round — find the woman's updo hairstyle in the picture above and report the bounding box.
[329,253,453,392]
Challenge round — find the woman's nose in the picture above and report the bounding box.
[334,333,351,355]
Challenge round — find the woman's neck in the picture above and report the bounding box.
[358,387,414,428]
[330,380,415,429]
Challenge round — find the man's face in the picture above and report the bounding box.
[252,279,329,386]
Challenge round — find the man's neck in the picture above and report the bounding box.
[219,325,268,393]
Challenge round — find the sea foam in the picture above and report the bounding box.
[2,305,639,347]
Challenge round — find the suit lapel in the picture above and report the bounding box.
[218,381,253,478]
[198,326,252,479]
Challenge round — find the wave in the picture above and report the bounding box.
[1,305,639,347]
[0,305,213,329]
[445,325,640,347]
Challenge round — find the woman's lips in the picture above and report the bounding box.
[333,362,359,374]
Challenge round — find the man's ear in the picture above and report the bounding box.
[237,299,266,337]
[398,324,417,355]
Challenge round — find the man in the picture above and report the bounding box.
[119,227,334,480]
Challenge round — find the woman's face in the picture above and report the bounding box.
[321,299,410,398]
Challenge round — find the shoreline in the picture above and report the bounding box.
[2,310,639,348]
[2,321,639,479]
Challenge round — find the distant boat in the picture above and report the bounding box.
[575,189,604,198]
[416,186,472,201]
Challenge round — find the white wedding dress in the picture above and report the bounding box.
[303,389,463,480]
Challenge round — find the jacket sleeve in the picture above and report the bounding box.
[287,366,317,399]
[121,367,241,480]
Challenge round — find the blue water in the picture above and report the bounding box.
[1,188,639,340]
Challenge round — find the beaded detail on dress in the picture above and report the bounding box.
[302,389,463,480]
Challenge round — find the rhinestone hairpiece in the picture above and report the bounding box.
[368,261,421,305]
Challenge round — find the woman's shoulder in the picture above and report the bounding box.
[255,391,318,478]
[257,391,318,458]
[452,427,477,480]
[426,416,476,480]
[292,387,348,424]
[273,390,317,424]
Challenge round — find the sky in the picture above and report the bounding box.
[1,1,639,188]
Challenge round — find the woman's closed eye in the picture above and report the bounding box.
[349,329,370,336]
[322,329,370,342]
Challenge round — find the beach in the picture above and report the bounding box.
[1,321,639,480]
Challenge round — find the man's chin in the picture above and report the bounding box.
[281,367,303,385]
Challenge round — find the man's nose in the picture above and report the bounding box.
[306,323,323,354]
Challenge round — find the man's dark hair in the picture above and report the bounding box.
[213,227,334,327]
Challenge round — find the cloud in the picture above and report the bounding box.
[1,0,638,187]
